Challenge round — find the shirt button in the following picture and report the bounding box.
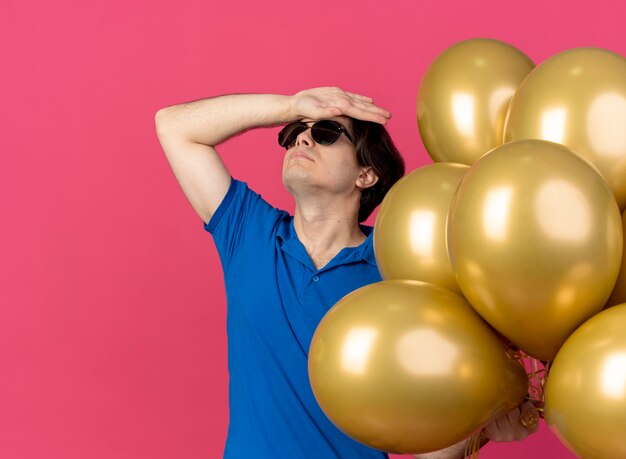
[312,275,320,283]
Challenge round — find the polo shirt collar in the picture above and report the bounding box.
[276,218,377,272]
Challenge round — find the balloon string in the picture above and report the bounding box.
[463,431,483,458]
[460,347,548,459]
[508,347,551,416]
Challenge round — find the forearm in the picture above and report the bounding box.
[412,434,488,459]
[412,438,467,459]
[155,93,297,146]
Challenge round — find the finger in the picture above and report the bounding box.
[345,91,374,103]
[520,402,540,433]
[500,416,520,442]
[507,409,528,440]
[322,95,390,119]
[342,104,391,124]
[506,407,520,426]
[482,423,497,440]
[347,108,389,125]
[304,104,344,120]
[346,104,391,120]
[496,416,508,433]
[483,417,507,443]
[502,404,537,441]
[351,100,392,118]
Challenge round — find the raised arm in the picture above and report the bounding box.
[154,88,390,224]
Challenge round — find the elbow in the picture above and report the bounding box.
[155,107,168,127]
[155,108,174,136]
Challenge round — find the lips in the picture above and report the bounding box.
[290,149,314,161]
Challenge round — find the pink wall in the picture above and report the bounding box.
[2,0,624,457]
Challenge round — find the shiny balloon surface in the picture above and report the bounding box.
[504,47,626,210]
[308,280,528,454]
[418,38,534,165]
[447,139,623,360]
[606,210,626,308]
[545,304,626,459]
[374,163,468,294]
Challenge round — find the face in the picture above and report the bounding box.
[281,116,367,198]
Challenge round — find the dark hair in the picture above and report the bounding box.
[349,118,405,222]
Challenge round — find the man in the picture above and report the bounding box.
[155,87,536,459]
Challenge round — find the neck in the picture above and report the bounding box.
[292,193,366,269]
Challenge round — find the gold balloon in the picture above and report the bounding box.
[545,305,626,459]
[374,163,468,294]
[606,210,626,308]
[447,139,623,361]
[417,38,534,165]
[308,280,528,454]
[504,47,626,210]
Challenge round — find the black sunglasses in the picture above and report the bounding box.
[278,120,354,149]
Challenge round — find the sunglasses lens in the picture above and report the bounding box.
[278,120,349,149]
[278,123,307,148]
[311,120,342,145]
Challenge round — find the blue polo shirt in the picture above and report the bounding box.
[204,178,388,459]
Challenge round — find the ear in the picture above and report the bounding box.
[356,167,379,190]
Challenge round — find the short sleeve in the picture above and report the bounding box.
[203,178,286,271]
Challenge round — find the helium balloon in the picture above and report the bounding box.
[308,280,528,454]
[545,305,626,459]
[374,162,468,294]
[606,210,626,308]
[504,47,626,210]
[447,139,623,360]
[417,38,534,165]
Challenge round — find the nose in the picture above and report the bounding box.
[295,126,314,146]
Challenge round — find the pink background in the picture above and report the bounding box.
[2,0,624,457]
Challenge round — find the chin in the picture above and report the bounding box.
[283,168,320,194]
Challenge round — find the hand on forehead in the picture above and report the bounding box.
[300,116,352,134]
